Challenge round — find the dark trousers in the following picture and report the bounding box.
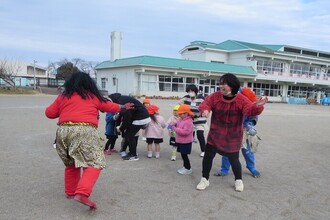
[181,154,191,170]
[105,135,118,150]
[202,144,242,180]
[195,130,206,152]
[122,124,143,156]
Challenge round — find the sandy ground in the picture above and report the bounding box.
[0,95,329,220]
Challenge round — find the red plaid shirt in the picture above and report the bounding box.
[199,91,264,153]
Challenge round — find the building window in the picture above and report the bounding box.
[288,86,315,98]
[251,82,281,97]
[101,78,107,89]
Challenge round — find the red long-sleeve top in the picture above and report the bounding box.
[45,93,121,127]
[199,91,264,153]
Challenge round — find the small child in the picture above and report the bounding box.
[171,104,194,174]
[141,99,151,141]
[104,112,120,155]
[167,105,180,161]
[144,105,166,158]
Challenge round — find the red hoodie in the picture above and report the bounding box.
[45,93,121,127]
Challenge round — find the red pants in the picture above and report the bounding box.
[65,166,101,197]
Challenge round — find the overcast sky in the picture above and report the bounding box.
[1,0,330,66]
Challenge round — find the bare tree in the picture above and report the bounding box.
[0,59,22,89]
[47,58,99,79]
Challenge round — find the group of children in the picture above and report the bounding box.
[103,89,262,179]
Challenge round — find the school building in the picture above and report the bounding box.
[95,32,330,103]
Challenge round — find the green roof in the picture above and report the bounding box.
[96,56,256,75]
[187,40,278,52]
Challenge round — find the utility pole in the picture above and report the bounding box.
[33,60,37,90]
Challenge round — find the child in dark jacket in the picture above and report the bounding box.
[104,112,120,155]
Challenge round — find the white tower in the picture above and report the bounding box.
[111,31,122,61]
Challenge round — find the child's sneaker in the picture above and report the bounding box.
[110,149,118,153]
[104,150,111,155]
[234,179,244,192]
[120,151,128,158]
[196,177,210,190]
[122,153,139,161]
[155,152,160,159]
[147,151,152,158]
[177,167,192,175]
[248,168,261,178]
[214,170,228,176]
[171,155,176,161]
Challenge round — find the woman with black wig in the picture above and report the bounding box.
[45,72,133,210]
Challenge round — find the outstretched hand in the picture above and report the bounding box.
[202,110,210,118]
[124,103,135,110]
[256,96,268,107]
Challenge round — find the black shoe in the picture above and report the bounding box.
[122,153,139,161]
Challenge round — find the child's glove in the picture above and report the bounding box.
[167,124,173,130]
[246,125,257,136]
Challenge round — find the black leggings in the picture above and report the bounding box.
[196,130,206,152]
[181,154,191,170]
[105,136,118,150]
[202,144,242,180]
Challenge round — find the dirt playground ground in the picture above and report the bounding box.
[0,95,329,220]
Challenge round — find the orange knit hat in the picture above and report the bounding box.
[177,104,194,116]
[143,99,151,104]
[241,87,256,102]
[147,104,159,115]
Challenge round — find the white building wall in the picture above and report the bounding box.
[97,68,135,95]
[181,50,206,61]
[204,51,228,63]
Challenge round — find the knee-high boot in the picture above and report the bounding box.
[64,165,81,197]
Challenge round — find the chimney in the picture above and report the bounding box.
[111,31,122,61]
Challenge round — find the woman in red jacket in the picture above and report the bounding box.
[45,72,133,210]
[196,73,268,192]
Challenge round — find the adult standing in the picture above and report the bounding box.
[45,72,133,210]
[109,93,151,161]
[180,84,207,157]
[196,73,267,192]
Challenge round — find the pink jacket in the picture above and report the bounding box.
[172,116,194,144]
[144,114,166,138]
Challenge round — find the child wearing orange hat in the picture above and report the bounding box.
[170,104,194,174]
[167,105,180,161]
[144,105,166,158]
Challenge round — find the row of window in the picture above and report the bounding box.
[257,59,330,75]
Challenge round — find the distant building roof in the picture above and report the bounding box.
[181,40,330,60]
[95,55,256,75]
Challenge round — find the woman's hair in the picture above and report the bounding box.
[185,84,198,94]
[62,71,107,102]
[219,73,241,95]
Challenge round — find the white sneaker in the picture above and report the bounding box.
[171,155,176,161]
[155,152,160,159]
[200,152,205,157]
[147,151,152,158]
[235,179,244,192]
[196,177,209,190]
[177,167,192,175]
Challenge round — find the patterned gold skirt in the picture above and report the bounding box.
[55,124,106,169]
